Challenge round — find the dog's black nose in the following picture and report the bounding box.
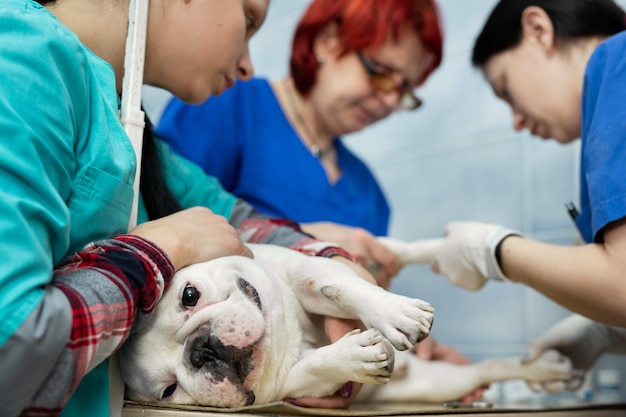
[189,336,216,369]
[188,333,256,386]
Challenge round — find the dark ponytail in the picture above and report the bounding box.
[472,0,626,67]
[139,115,183,220]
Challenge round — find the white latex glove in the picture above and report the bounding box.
[429,221,520,290]
[524,314,626,393]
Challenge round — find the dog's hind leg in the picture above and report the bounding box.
[357,350,581,403]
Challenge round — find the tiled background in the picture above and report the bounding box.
[143,0,626,401]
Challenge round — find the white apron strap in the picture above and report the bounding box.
[111,1,149,416]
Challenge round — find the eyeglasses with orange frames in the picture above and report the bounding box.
[356,51,423,111]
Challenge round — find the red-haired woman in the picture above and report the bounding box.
[157,0,442,287]
[156,1,482,406]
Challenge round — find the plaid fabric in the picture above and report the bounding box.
[19,235,173,417]
[237,217,357,262]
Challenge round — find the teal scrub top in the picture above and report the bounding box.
[0,1,236,416]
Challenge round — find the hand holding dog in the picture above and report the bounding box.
[413,337,488,402]
[301,222,401,288]
[524,314,626,393]
[129,206,253,271]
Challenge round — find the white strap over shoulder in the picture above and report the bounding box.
[111,1,150,416]
[120,0,149,231]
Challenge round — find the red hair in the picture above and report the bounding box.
[290,0,444,95]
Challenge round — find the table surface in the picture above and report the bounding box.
[122,399,626,417]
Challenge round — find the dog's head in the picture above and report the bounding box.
[119,255,280,407]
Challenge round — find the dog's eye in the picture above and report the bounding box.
[162,383,177,399]
[182,285,200,307]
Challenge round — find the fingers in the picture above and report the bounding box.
[324,316,364,343]
[356,237,402,288]
[365,257,398,289]
[374,246,403,282]
[459,385,488,403]
[432,341,472,365]
[412,336,435,360]
[301,224,403,287]
[240,244,254,259]
[521,341,546,365]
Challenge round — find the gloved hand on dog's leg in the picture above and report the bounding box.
[426,221,521,290]
[523,314,626,393]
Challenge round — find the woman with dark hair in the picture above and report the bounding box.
[0,0,402,416]
[418,0,626,391]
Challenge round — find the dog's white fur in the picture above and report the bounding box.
[119,242,578,407]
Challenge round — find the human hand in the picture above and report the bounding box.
[525,315,612,370]
[129,206,253,271]
[413,337,488,402]
[413,336,470,364]
[301,222,401,288]
[426,221,520,290]
[523,314,612,393]
[288,316,364,408]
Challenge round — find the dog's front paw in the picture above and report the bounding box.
[332,329,396,384]
[361,294,434,351]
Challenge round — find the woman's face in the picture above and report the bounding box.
[145,0,269,104]
[480,9,586,143]
[482,45,582,143]
[310,25,434,136]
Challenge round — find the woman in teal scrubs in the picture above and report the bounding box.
[0,0,385,415]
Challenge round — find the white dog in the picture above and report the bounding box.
[119,242,579,407]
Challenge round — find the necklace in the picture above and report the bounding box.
[282,80,334,159]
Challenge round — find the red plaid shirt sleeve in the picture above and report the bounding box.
[19,235,174,416]
[237,217,357,262]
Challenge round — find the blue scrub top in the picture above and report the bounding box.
[156,78,391,236]
[576,31,626,243]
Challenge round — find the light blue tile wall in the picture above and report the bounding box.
[143,0,626,399]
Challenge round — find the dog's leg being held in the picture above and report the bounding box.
[377,237,443,267]
[249,244,434,351]
[359,349,580,403]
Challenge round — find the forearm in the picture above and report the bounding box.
[501,236,626,326]
[230,200,356,260]
[1,235,174,417]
